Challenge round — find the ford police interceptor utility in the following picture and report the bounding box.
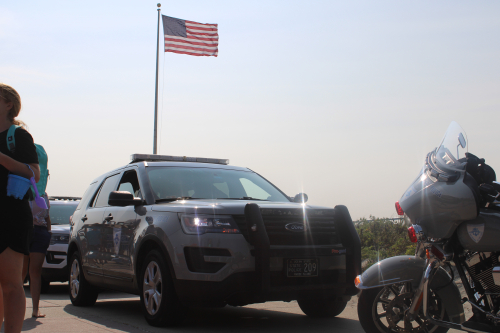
[68,154,361,327]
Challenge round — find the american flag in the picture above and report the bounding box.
[162,15,218,57]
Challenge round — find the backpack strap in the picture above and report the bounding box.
[6,125,20,153]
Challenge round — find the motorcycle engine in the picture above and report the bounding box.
[465,251,500,313]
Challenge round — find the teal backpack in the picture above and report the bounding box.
[6,125,49,196]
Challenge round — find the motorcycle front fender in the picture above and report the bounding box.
[357,256,426,289]
[357,255,465,324]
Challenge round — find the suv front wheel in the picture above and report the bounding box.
[68,251,98,306]
[297,297,348,318]
[139,250,184,327]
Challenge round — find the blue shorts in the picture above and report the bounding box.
[29,225,51,254]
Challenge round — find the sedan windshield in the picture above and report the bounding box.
[147,167,290,202]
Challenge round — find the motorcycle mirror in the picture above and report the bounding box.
[458,133,466,148]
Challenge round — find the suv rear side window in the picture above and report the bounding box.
[93,174,121,208]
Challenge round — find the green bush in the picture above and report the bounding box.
[356,216,416,270]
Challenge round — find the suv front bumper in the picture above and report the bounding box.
[41,243,69,283]
[173,204,360,307]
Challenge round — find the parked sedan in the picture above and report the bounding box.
[39,196,80,293]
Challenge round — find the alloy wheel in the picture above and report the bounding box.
[143,261,163,316]
[372,283,445,333]
[70,259,80,299]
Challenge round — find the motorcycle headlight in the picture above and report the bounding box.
[50,233,70,245]
[179,214,240,235]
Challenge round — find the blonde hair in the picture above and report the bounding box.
[0,83,27,128]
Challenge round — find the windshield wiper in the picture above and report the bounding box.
[155,196,200,203]
[216,197,268,201]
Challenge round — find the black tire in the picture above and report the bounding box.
[139,250,185,327]
[28,276,50,294]
[297,297,348,318]
[358,286,449,333]
[68,251,98,306]
[40,278,50,294]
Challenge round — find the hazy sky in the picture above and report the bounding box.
[1,1,499,220]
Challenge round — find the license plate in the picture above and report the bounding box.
[286,259,318,277]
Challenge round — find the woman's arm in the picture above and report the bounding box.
[0,152,40,181]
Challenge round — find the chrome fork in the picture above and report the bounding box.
[407,257,439,317]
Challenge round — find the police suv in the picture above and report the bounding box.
[68,154,360,327]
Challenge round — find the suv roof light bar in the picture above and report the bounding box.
[130,154,229,165]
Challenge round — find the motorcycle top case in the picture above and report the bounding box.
[457,209,500,252]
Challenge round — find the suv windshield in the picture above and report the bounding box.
[147,167,290,202]
[434,121,468,172]
[50,203,79,225]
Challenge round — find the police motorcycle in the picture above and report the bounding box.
[355,121,500,333]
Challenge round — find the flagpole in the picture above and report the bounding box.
[153,3,161,154]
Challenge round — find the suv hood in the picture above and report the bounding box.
[152,199,333,215]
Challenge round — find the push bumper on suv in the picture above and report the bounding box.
[175,204,361,306]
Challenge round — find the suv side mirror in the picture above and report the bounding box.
[108,191,143,206]
[293,193,308,203]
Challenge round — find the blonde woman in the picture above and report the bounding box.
[0,83,40,333]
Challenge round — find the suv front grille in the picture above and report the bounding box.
[233,208,339,246]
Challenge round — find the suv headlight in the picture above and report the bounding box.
[179,214,240,235]
[50,233,70,245]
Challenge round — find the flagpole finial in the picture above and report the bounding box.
[157,3,161,7]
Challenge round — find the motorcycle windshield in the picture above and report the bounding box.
[434,121,468,172]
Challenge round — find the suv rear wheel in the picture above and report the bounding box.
[139,250,185,327]
[297,297,348,318]
[68,251,98,306]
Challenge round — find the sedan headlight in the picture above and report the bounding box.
[179,214,240,235]
[50,233,70,245]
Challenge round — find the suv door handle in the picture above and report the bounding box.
[81,215,88,222]
[104,214,113,221]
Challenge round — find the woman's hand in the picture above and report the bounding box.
[0,152,40,181]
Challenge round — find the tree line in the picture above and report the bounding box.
[355,217,416,270]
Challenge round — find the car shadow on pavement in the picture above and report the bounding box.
[62,299,365,333]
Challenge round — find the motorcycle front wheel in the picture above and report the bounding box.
[358,283,449,333]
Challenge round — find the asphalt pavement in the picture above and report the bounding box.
[1,283,464,333]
